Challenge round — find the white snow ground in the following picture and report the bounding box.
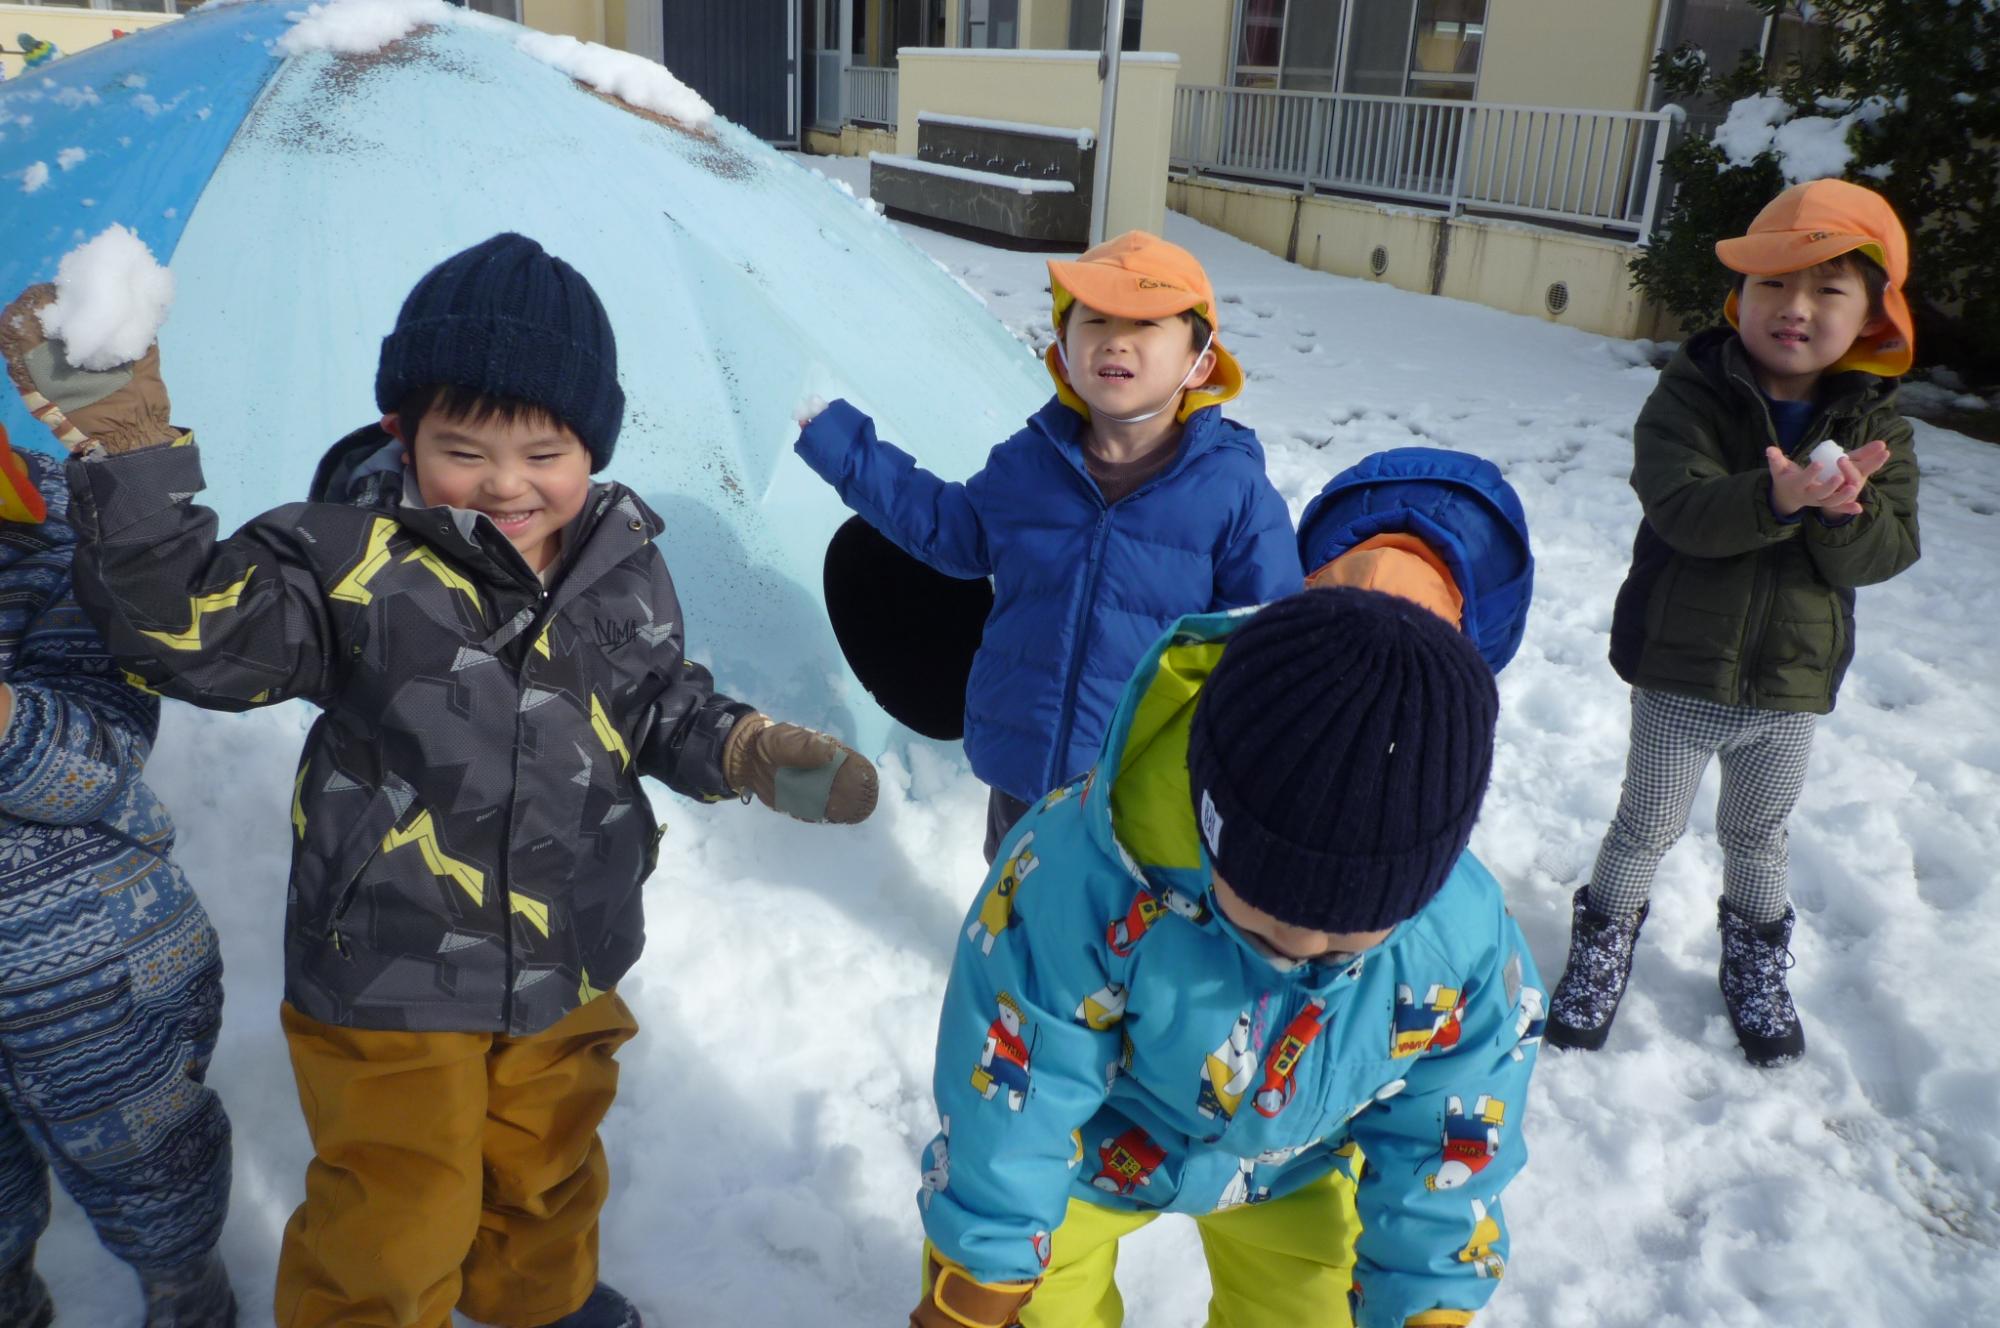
[32,153,2000,1326]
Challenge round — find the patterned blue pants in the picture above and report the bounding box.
[0,810,232,1278]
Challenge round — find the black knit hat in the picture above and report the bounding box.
[1187,587,1498,933]
[375,233,624,470]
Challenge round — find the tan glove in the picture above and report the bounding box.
[722,712,878,824]
[909,1252,1037,1328]
[0,283,176,454]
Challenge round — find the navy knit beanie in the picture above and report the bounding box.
[1187,587,1498,933]
[375,233,624,470]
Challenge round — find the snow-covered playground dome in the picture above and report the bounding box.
[1,0,1044,750]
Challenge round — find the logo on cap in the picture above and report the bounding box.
[1136,277,1190,292]
[1199,788,1224,856]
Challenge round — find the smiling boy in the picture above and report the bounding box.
[4,233,877,1328]
[1547,180,1921,1066]
[797,231,1301,861]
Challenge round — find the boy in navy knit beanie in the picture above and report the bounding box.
[2,236,878,1328]
[911,588,1544,1328]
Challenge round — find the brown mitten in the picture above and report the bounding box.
[908,1253,1037,1328]
[0,284,175,454]
[722,712,878,824]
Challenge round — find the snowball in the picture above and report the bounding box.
[20,161,49,193]
[56,146,85,170]
[37,225,176,371]
[278,0,455,58]
[515,31,713,129]
[1809,439,1845,481]
[795,394,829,426]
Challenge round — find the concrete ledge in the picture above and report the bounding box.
[804,125,899,158]
[1168,173,1671,340]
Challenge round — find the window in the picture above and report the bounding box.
[1233,0,1485,97]
[964,0,1019,49]
[1408,0,1482,99]
[1070,0,1144,53]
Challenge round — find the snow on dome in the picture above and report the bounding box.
[38,225,175,371]
[277,0,456,57]
[514,31,713,129]
[19,161,49,193]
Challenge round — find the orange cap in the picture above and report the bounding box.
[1044,230,1243,420]
[0,423,49,525]
[1716,178,1914,376]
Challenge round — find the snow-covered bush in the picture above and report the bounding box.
[1632,0,1999,377]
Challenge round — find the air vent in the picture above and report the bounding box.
[1546,281,1570,315]
[1369,245,1389,276]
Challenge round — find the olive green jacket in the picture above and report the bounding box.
[1608,329,1920,714]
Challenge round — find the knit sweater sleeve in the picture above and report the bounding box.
[0,481,158,826]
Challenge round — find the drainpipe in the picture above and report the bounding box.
[1088,0,1126,245]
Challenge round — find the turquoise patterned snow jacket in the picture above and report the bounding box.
[795,397,1301,804]
[919,607,1544,1328]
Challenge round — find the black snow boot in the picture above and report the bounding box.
[536,1284,643,1328]
[141,1250,236,1328]
[1718,899,1806,1066]
[1545,886,1649,1051]
[0,1252,53,1328]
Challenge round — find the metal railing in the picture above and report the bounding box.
[842,64,899,127]
[1170,85,1682,241]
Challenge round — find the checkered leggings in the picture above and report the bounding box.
[1587,687,1818,925]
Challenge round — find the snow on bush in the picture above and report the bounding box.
[38,225,176,371]
[277,0,456,57]
[1714,92,1894,183]
[515,31,713,129]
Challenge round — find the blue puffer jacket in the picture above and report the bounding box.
[1297,447,1534,673]
[920,608,1544,1328]
[796,398,1301,802]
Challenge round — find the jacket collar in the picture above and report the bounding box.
[1682,327,1895,422]
[1025,395,1254,490]
[308,424,663,602]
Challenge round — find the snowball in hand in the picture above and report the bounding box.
[1809,439,1846,481]
[38,225,175,371]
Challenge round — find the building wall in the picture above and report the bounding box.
[1,4,178,78]
[1479,0,1664,110]
[522,0,607,46]
[896,48,1180,235]
[1139,0,1231,87]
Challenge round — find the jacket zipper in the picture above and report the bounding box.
[1049,510,1112,792]
[497,580,548,1033]
[1726,363,1850,706]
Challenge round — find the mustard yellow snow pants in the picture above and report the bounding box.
[273,992,639,1328]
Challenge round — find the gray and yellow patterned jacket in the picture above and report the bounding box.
[65,427,751,1035]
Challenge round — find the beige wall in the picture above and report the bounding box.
[896,48,1180,235]
[1169,174,1668,340]
[1022,0,1068,51]
[1,4,178,78]
[805,123,899,156]
[1479,0,1663,110]
[1140,0,1232,87]
[522,0,606,46]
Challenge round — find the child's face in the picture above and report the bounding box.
[400,409,593,573]
[1061,301,1214,424]
[1735,260,1883,401]
[1211,871,1393,963]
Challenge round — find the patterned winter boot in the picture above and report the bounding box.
[0,1253,54,1328]
[536,1284,643,1328]
[141,1250,236,1328]
[1718,900,1806,1067]
[1544,886,1649,1051]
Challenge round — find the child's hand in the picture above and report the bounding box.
[1765,446,1848,517]
[0,284,175,454]
[795,394,829,428]
[722,713,878,824]
[1814,438,1890,518]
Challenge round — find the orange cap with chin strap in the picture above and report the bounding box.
[1044,230,1244,422]
[1716,178,1914,377]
